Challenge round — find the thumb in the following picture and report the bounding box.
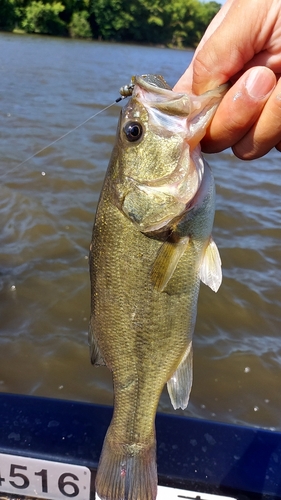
[175,0,270,95]
[174,0,233,93]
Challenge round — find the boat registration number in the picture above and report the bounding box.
[156,486,237,500]
[96,485,237,500]
[0,453,91,500]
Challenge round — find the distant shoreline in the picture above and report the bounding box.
[1,29,195,51]
[0,0,220,49]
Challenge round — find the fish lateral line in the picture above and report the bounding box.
[4,94,129,177]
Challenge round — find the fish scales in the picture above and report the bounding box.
[89,75,227,500]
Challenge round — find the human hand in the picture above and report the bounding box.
[174,0,281,160]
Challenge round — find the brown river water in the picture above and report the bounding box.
[0,32,281,430]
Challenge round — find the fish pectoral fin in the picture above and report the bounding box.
[151,236,189,292]
[88,322,105,366]
[167,343,193,410]
[199,236,222,293]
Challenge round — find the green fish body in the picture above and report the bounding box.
[89,75,227,500]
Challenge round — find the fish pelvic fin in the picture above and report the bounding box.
[95,431,157,500]
[151,236,189,292]
[167,343,193,410]
[88,320,105,366]
[199,236,222,293]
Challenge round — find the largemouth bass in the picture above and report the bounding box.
[89,74,227,500]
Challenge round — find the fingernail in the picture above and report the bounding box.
[245,67,276,99]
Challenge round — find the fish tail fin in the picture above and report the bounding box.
[95,431,157,500]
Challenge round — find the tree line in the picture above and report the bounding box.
[0,0,221,48]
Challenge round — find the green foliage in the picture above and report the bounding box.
[69,10,92,38]
[123,0,170,43]
[0,0,18,30]
[1,0,221,47]
[91,0,134,40]
[91,0,220,46]
[59,0,89,24]
[21,1,67,35]
[168,0,221,47]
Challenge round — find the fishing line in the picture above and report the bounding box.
[3,96,127,178]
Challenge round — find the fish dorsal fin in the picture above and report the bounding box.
[151,236,189,292]
[167,343,193,410]
[89,322,106,366]
[199,236,222,292]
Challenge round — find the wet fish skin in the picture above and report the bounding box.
[89,75,227,500]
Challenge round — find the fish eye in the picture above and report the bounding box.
[123,121,143,142]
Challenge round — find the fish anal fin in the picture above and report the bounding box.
[151,236,189,292]
[199,236,222,293]
[89,321,105,366]
[167,343,193,410]
[96,430,157,500]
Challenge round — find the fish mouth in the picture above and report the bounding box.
[134,75,229,146]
